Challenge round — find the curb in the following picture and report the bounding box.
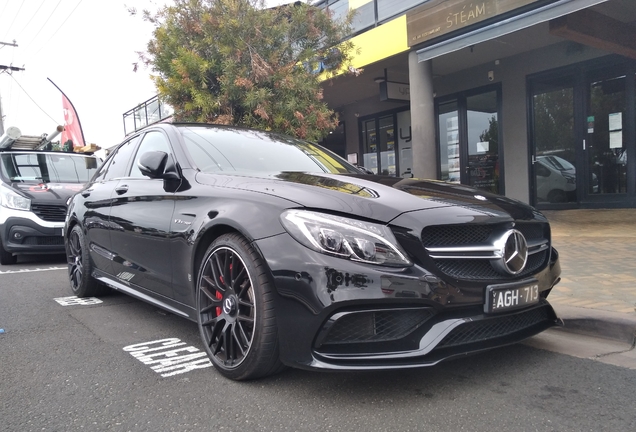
[552,304,636,345]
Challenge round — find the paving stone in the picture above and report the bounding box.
[543,209,636,315]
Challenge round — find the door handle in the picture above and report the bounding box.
[115,185,129,195]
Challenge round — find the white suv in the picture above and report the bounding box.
[0,149,100,265]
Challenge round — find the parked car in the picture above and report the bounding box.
[0,143,101,265]
[535,155,598,203]
[535,156,576,203]
[65,123,561,380]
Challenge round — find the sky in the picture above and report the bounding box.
[0,0,288,148]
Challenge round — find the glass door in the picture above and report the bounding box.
[438,100,460,183]
[379,115,396,176]
[360,112,403,176]
[530,77,578,204]
[361,118,378,173]
[529,60,635,208]
[467,91,500,194]
[585,72,627,198]
[436,86,502,194]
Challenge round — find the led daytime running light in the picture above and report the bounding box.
[281,210,411,267]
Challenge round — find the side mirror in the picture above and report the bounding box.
[138,151,180,180]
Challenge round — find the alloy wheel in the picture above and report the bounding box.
[67,229,84,291]
[198,246,255,369]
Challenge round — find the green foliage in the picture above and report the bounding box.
[479,115,498,152]
[143,0,355,141]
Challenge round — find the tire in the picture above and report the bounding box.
[196,233,284,381]
[0,241,17,265]
[66,225,107,297]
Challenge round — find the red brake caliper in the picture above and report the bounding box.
[216,263,232,316]
[215,290,222,316]
[216,273,224,316]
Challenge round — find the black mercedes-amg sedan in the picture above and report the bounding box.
[65,123,561,380]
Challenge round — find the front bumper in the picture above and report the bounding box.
[254,232,561,371]
[0,208,65,254]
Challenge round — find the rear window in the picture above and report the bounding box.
[0,152,100,183]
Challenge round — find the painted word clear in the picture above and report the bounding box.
[123,338,212,377]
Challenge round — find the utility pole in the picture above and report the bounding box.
[0,65,25,73]
[0,94,4,135]
[0,40,23,135]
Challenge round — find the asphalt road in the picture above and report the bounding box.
[1,256,635,432]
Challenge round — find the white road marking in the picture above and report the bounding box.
[123,338,212,377]
[0,266,66,275]
[54,296,103,306]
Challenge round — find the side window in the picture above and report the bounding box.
[104,136,140,181]
[129,131,172,178]
[93,158,112,182]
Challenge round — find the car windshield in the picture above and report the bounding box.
[179,126,359,175]
[0,152,100,183]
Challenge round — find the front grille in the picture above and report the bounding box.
[421,221,550,281]
[421,222,547,248]
[31,204,67,222]
[23,236,65,246]
[321,309,435,345]
[436,306,551,348]
[422,225,492,247]
[514,222,546,242]
[435,250,547,280]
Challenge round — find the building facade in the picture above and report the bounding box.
[317,0,636,209]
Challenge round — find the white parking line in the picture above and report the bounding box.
[0,266,67,275]
[54,296,103,306]
[123,338,212,377]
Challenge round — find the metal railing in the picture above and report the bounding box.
[122,95,174,135]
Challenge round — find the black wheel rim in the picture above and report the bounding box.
[67,230,83,291]
[198,246,255,369]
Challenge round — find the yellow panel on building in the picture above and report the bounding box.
[321,15,409,81]
[348,0,373,9]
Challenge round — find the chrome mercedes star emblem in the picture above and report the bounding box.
[492,229,528,275]
[223,297,234,315]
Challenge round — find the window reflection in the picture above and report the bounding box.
[532,79,577,204]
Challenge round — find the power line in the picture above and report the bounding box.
[0,2,10,25]
[2,0,26,40]
[15,0,47,41]
[30,0,85,58]
[8,73,59,124]
[22,0,64,54]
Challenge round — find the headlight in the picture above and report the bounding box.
[0,184,31,211]
[280,209,412,267]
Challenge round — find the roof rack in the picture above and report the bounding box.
[0,125,65,151]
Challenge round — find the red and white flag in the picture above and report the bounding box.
[48,78,85,148]
[61,94,85,148]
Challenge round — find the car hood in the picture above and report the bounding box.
[195,171,538,223]
[9,182,84,204]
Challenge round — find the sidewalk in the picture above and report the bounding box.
[541,209,636,344]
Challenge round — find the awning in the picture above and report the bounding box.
[416,0,609,62]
